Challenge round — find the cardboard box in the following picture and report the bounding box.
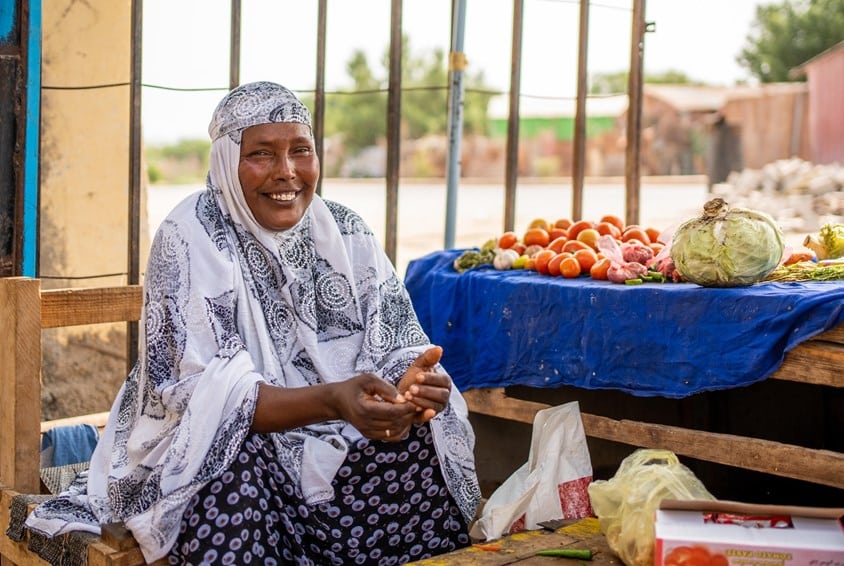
[655,499,844,566]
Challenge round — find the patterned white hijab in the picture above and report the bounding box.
[26,82,480,562]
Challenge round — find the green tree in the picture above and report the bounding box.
[737,0,844,83]
[322,35,494,155]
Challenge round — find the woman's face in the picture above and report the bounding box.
[238,122,320,231]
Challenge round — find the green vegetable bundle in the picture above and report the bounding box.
[453,239,496,273]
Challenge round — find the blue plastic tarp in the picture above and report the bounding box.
[404,249,844,398]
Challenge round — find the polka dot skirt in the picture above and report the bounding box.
[167,424,470,565]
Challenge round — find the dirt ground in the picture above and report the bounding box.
[41,326,129,421]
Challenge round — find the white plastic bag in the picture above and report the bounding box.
[470,401,594,540]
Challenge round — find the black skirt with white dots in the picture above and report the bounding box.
[167,424,470,565]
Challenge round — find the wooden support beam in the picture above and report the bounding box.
[0,277,42,493]
[40,285,143,328]
[769,329,844,387]
[463,387,844,490]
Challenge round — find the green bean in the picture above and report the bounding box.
[535,548,593,559]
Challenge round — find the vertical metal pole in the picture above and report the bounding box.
[504,0,524,233]
[385,0,402,265]
[443,0,467,250]
[127,0,143,369]
[625,0,646,227]
[229,0,241,89]
[314,0,327,196]
[572,0,589,222]
[21,0,41,277]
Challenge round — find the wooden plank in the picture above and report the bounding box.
[412,518,620,565]
[100,523,139,552]
[87,541,146,566]
[580,413,844,489]
[41,411,110,433]
[463,388,844,489]
[0,277,42,493]
[770,339,844,387]
[40,285,143,328]
[0,489,52,565]
[812,325,844,344]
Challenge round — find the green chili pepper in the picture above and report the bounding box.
[624,278,643,285]
[535,548,593,559]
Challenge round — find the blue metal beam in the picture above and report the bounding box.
[22,0,40,276]
[444,0,467,250]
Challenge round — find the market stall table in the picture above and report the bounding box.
[404,249,844,490]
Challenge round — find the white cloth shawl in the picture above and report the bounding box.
[26,127,480,563]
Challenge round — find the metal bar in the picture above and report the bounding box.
[624,0,646,227]
[444,0,467,250]
[571,0,589,222]
[21,0,40,277]
[314,0,327,196]
[229,0,241,89]
[503,0,524,233]
[127,0,143,369]
[385,0,402,265]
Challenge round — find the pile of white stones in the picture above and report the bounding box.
[711,158,844,234]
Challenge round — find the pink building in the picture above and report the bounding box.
[793,40,844,164]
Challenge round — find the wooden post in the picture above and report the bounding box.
[0,277,42,493]
[571,0,590,222]
[625,0,646,227]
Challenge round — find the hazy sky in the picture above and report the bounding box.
[141,0,767,144]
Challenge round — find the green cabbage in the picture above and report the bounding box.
[671,198,784,287]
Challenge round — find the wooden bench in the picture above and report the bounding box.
[0,276,156,565]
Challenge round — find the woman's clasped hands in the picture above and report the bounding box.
[341,346,452,443]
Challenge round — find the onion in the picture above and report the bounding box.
[671,198,784,287]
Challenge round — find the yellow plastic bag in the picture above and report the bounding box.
[587,449,715,566]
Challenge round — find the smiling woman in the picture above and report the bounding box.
[24,81,482,565]
[237,123,320,231]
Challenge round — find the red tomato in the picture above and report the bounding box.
[596,221,622,238]
[553,217,573,230]
[576,228,601,250]
[566,219,595,242]
[573,248,599,273]
[562,239,592,254]
[498,231,519,249]
[645,226,662,243]
[622,227,651,244]
[533,249,556,275]
[589,257,611,280]
[548,227,568,241]
[524,227,551,248]
[559,256,582,278]
[547,252,570,276]
[547,236,568,253]
[600,214,625,232]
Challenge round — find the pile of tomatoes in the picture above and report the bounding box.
[495,214,665,280]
